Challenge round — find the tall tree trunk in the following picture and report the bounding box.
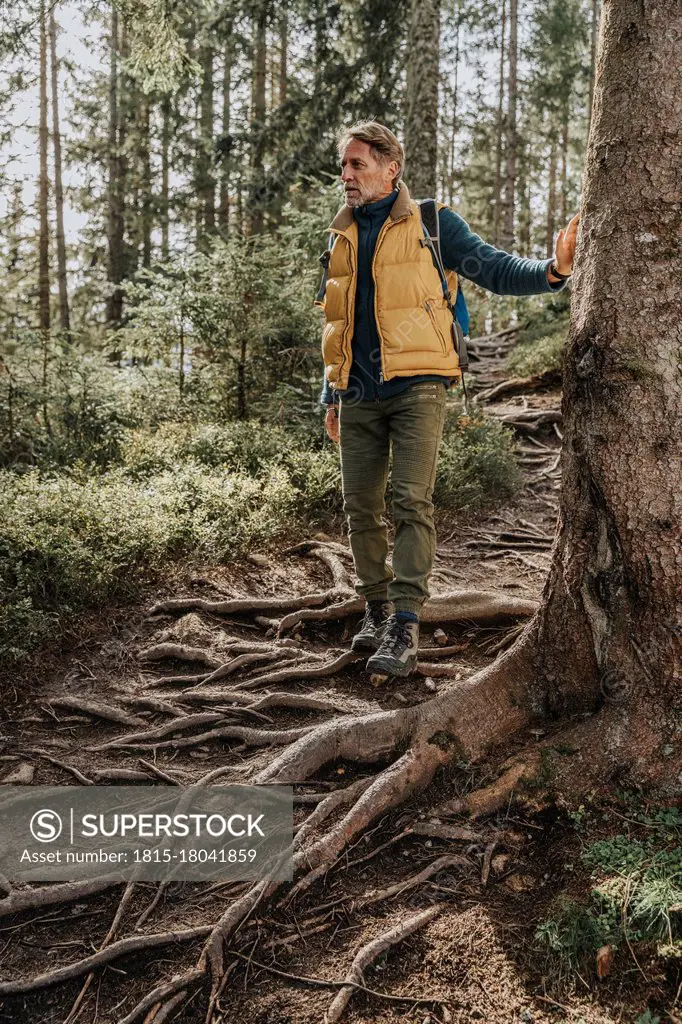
[197,43,215,247]
[492,0,506,246]
[545,135,557,258]
[446,4,461,207]
[141,98,152,268]
[501,0,518,250]
[49,6,69,338]
[106,3,124,326]
[161,95,170,259]
[405,0,440,198]
[249,3,267,235]
[517,135,532,257]
[587,0,601,133]
[218,26,232,234]
[38,0,50,334]
[559,95,569,227]
[279,10,287,105]
[529,0,682,771]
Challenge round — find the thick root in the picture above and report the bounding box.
[325,906,441,1023]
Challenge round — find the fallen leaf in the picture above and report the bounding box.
[596,944,614,979]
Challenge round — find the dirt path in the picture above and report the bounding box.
[0,343,670,1024]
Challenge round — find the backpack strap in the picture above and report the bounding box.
[315,232,334,306]
[418,199,469,375]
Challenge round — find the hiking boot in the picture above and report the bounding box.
[365,615,419,678]
[351,600,392,652]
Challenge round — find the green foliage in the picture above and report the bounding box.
[0,462,296,663]
[434,409,522,510]
[535,895,608,980]
[536,809,682,983]
[505,326,567,378]
[121,231,321,421]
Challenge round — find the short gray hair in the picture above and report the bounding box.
[336,120,404,188]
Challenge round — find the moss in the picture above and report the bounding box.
[427,731,463,756]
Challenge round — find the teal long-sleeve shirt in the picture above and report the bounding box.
[319,199,566,405]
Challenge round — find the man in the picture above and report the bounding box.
[317,120,578,679]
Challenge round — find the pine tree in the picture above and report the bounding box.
[38,0,50,334]
[405,0,440,198]
[49,6,70,337]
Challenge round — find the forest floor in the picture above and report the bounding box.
[0,333,679,1024]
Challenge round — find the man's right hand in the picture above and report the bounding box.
[325,405,340,443]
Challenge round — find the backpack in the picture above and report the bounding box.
[418,198,469,374]
[316,198,470,376]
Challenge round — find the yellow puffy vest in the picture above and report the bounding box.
[317,181,462,393]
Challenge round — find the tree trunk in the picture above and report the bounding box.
[218,26,232,234]
[492,0,506,247]
[141,98,152,268]
[559,95,569,227]
[161,95,170,259]
[197,43,215,247]
[587,0,601,134]
[38,0,50,334]
[106,3,124,326]
[517,136,532,258]
[249,3,267,235]
[279,10,287,105]
[501,0,518,250]
[529,0,682,773]
[49,6,69,338]
[545,135,557,258]
[405,0,440,199]
[446,4,461,208]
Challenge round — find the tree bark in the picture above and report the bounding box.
[446,4,461,208]
[197,43,215,247]
[501,0,518,250]
[492,0,506,247]
[279,10,287,105]
[49,6,69,338]
[559,94,569,227]
[161,95,170,260]
[545,135,557,258]
[529,0,682,759]
[405,0,440,199]
[38,0,50,334]
[587,0,601,134]
[249,3,267,235]
[106,3,124,326]
[218,26,232,234]
[141,98,152,268]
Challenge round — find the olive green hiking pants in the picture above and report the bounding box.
[338,381,447,616]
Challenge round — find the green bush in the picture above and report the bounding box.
[0,408,522,662]
[505,324,567,377]
[434,409,521,510]
[0,464,298,662]
[536,810,682,983]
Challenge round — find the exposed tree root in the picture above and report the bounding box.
[0,878,121,920]
[0,925,212,996]
[325,905,441,1023]
[87,722,313,753]
[46,697,146,727]
[356,854,470,908]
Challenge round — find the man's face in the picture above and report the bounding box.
[340,139,398,208]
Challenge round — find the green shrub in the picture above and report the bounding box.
[0,464,298,662]
[505,325,567,377]
[536,811,682,983]
[434,409,521,510]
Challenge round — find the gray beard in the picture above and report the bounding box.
[344,187,380,208]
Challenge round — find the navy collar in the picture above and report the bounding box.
[354,189,399,218]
